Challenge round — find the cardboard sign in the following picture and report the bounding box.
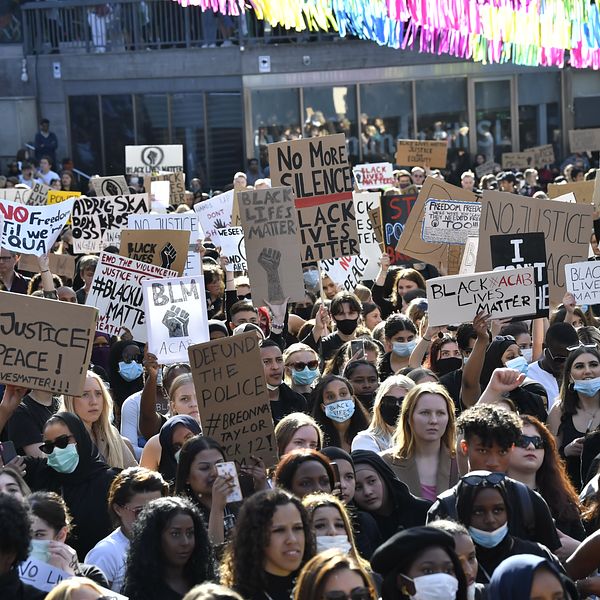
[0,292,96,394]
[422,199,481,244]
[120,229,190,276]
[18,253,76,280]
[0,188,32,204]
[238,187,305,304]
[354,192,383,279]
[143,172,186,206]
[395,140,447,168]
[194,190,234,243]
[565,261,600,305]
[526,144,555,166]
[548,180,598,208]
[459,236,479,275]
[85,252,177,342]
[46,190,81,205]
[569,129,600,153]
[380,194,417,265]
[475,160,495,178]
[143,276,210,364]
[353,163,394,190]
[217,226,247,272]
[27,181,51,206]
[490,232,549,318]
[188,331,278,467]
[90,175,129,196]
[501,152,535,169]
[125,144,183,175]
[427,267,536,326]
[71,194,150,254]
[475,190,594,304]
[127,213,202,276]
[396,177,477,271]
[0,198,74,256]
[367,207,384,252]
[320,255,369,293]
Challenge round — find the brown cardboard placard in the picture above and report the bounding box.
[395,140,447,168]
[18,253,76,280]
[0,188,32,204]
[547,180,597,207]
[27,181,51,206]
[119,229,190,276]
[525,144,555,166]
[143,172,186,206]
[0,292,97,395]
[501,152,535,170]
[91,176,129,197]
[367,207,385,252]
[238,186,305,304]
[569,129,600,153]
[475,190,594,305]
[188,331,278,467]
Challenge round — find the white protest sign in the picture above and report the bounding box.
[353,163,394,190]
[426,267,536,326]
[194,190,234,243]
[459,236,479,275]
[128,213,203,276]
[552,192,576,203]
[0,198,74,256]
[353,191,382,280]
[125,144,183,174]
[71,194,150,254]
[320,255,369,293]
[85,252,177,342]
[150,179,170,213]
[143,276,210,364]
[422,199,481,244]
[91,175,129,196]
[217,226,247,271]
[565,261,600,305]
[0,187,32,204]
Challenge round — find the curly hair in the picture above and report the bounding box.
[220,489,315,598]
[123,496,214,600]
[457,404,521,450]
[0,493,32,568]
[273,449,334,495]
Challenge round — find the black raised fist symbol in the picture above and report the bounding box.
[162,305,190,337]
[160,242,177,269]
[258,247,284,302]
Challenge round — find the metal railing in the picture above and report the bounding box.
[20,0,338,55]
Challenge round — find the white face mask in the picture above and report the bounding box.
[467,583,476,600]
[521,348,533,364]
[408,573,458,600]
[316,534,352,554]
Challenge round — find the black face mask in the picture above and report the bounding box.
[335,317,358,336]
[294,306,313,321]
[436,357,463,377]
[356,392,375,411]
[380,403,400,427]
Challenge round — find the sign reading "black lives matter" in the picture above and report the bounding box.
[125,145,184,174]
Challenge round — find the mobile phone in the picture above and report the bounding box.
[350,339,365,358]
[329,461,341,487]
[215,461,243,503]
[0,441,17,465]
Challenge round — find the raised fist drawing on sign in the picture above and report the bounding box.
[162,305,190,337]
[258,247,284,302]
[160,243,177,269]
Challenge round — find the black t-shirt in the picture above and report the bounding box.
[439,368,464,414]
[6,395,60,454]
[269,383,307,424]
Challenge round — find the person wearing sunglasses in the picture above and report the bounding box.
[282,343,320,403]
[85,467,169,592]
[455,471,559,581]
[294,549,377,600]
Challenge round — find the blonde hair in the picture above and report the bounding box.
[367,375,415,441]
[169,373,195,414]
[282,343,319,385]
[275,412,323,456]
[44,577,106,600]
[392,382,456,459]
[60,371,125,469]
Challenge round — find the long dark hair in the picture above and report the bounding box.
[273,449,334,494]
[123,497,214,600]
[559,346,600,423]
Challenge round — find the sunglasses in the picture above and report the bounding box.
[567,343,597,352]
[381,395,405,407]
[290,360,319,371]
[516,435,544,450]
[546,348,568,363]
[324,588,372,600]
[461,472,505,486]
[39,434,75,455]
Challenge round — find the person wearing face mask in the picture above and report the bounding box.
[500,322,534,365]
[343,360,379,412]
[302,265,321,296]
[455,472,559,582]
[370,526,467,600]
[292,293,317,322]
[424,335,464,378]
[108,340,145,409]
[353,375,415,453]
[90,332,111,377]
[283,343,320,405]
[378,314,419,380]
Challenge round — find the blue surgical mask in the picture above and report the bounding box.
[324,399,355,423]
[47,443,79,474]
[392,340,417,357]
[505,355,529,375]
[119,360,143,382]
[292,366,319,386]
[30,540,50,563]
[573,377,600,397]
[521,348,533,364]
[468,523,508,548]
[303,269,320,289]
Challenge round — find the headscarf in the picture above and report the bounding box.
[158,415,202,484]
[456,472,511,528]
[90,331,111,374]
[108,339,144,405]
[321,446,353,467]
[479,336,516,386]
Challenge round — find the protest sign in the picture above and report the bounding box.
[320,255,369,293]
[459,236,479,275]
[0,188,31,204]
[548,180,599,208]
[217,226,247,271]
[150,180,170,213]
[194,190,234,243]
[380,194,417,265]
[475,190,594,304]
[46,190,80,205]
[90,175,129,196]
[353,163,394,190]
[550,192,576,203]
[125,144,183,174]
[127,213,202,276]
[71,193,150,254]
[396,177,477,269]
[0,198,74,256]
[268,134,359,262]
[422,199,481,244]
[490,232,549,319]
[569,129,600,153]
[501,152,535,170]
[143,275,210,364]
[238,186,305,304]
[565,261,600,305]
[143,172,186,206]
[18,253,75,280]
[353,192,382,280]
[0,292,96,395]
[395,140,447,168]
[120,229,190,275]
[27,181,51,207]
[367,207,384,252]
[86,252,177,342]
[427,267,536,326]
[475,160,495,178]
[188,331,277,467]
[525,144,555,166]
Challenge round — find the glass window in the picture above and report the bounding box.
[474,80,512,162]
[359,82,413,163]
[172,93,207,185]
[136,94,169,146]
[68,95,102,176]
[101,95,134,175]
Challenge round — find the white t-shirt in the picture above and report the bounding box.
[85,527,129,592]
[38,169,60,186]
[120,391,144,460]
[527,361,560,408]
